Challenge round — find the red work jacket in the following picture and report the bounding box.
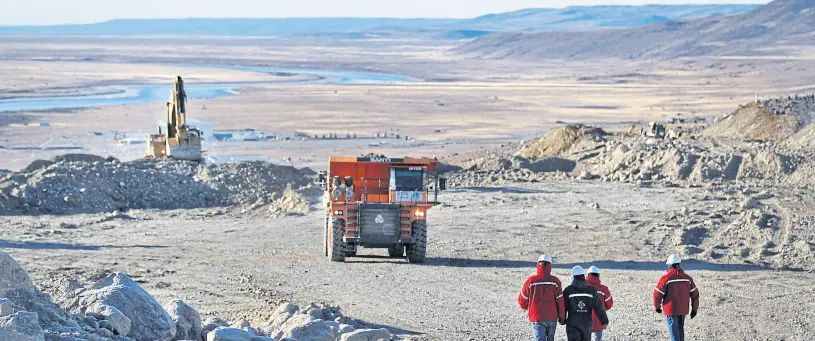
[518,262,566,322]
[587,276,614,330]
[653,268,700,316]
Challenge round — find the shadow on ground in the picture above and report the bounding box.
[356,320,423,336]
[0,240,168,251]
[450,187,555,194]
[344,255,408,264]
[422,257,768,272]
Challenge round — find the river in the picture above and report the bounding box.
[0,66,414,113]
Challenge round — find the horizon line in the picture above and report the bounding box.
[0,3,766,27]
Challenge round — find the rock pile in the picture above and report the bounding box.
[267,185,311,218]
[701,102,798,140]
[578,136,797,183]
[0,155,315,215]
[760,94,815,123]
[0,251,397,341]
[442,96,815,187]
[517,124,608,159]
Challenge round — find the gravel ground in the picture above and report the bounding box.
[2,180,813,340]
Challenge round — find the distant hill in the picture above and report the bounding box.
[454,4,760,32]
[0,4,760,38]
[457,0,815,59]
[0,18,457,36]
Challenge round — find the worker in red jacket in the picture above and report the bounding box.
[653,254,700,341]
[586,266,613,341]
[518,254,566,341]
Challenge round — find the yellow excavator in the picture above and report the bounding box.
[146,76,203,161]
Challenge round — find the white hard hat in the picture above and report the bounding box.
[588,265,601,274]
[666,254,682,265]
[538,254,553,263]
[571,266,586,276]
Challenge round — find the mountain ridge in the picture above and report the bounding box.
[0,4,762,37]
[456,0,814,59]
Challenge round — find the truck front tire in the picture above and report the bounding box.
[323,212,330,257]
[406,219,427,263]
[329,218,347,262]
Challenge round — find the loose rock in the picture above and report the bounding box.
[165,300,201,341]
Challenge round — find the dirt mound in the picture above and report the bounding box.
[518,124,608,159]
[0,154,314,215]
[701,102,799,140]
[267,185,312,217]
[578,137,799,183]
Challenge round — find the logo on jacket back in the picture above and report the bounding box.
[577,301,586,311]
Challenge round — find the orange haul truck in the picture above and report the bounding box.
[316,156,446,263]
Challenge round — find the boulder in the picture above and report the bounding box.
[201,323,221,340]
[207,327,252,341]
[273,303,299,316]
[0,251,36,298]
[90,303,131,336]
[98,319,115,331]
[263,303,297,331]
[205,317,231,327]
[306,308,324,320]
[340,328,391,341]
[68,273,175,341]
[0,311,45,341]
[338,324,356,335]
[324,321,339,334]
[1,298,13,316]
[273,314,335,341]
[166,300,202,341]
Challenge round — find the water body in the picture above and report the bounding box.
[0,66,413,113]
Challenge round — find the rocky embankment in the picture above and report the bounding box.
[442,95,815,187]
[1,251,399,341]
[0,155,316,215]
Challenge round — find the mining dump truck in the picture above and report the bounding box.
[317,156,446,263]
[146,76,203,161]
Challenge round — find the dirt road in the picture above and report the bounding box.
[2,181,813,340]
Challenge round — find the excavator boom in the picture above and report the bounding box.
[146,76,202,161]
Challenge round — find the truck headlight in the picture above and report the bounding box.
[414,210,425,217]
[332,188,343,199]
[345,188,354,199]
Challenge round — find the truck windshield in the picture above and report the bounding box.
[392,169,423,191]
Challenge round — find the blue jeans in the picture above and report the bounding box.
[666,315,686,341]
[533,320,557,341]
[592,330,603,341]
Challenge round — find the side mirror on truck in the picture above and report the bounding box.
[314,171,327,189]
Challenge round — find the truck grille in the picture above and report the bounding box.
[358,203,401,245]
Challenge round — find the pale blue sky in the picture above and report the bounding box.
[1,0,770,25]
